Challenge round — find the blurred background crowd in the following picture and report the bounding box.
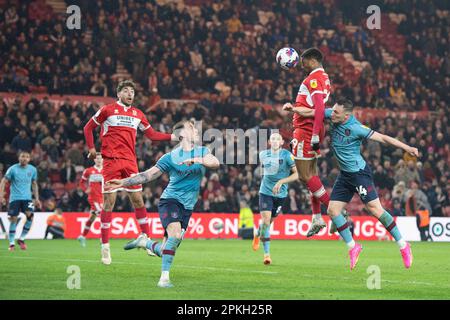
[0,0,448,216]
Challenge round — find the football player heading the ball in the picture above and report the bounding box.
[281,47,334,237]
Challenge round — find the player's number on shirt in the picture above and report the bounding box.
[28,202,35,210]
[356,185,367,197]
[290,138,299,156]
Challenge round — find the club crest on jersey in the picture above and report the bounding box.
[132,110,137,116]
[310,79,318,88]
[114,109,119,114]
[279,159,284,164]
[345,129,351,136]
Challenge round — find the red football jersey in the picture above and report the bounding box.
[293,67,331,130]
[80,166,103,203]
[92,101,151,159]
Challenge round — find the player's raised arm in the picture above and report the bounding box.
[0,177,7,205]
[105,166,163,191]
[139,112,177,142]
[180,154,220,169]
[369,132,419,157]
[84,115,100,160]
[283,103,316,118]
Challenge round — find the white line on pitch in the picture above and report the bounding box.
[0,255,278,275]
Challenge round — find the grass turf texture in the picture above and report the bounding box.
[1,239,449,300]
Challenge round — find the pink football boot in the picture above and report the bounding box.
[349,243,363,270]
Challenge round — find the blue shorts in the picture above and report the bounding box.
[8,200,34,217]
[330,164,378,204]
[158,198,193,231]
[259,193,285,218]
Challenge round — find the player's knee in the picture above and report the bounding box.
[327,207,340,217]
[366,203,383,218]
[132,199,144,208]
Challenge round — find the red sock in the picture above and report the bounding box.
[307,176,330,209]
[100,210,112,244]
[135,207,150,236]
[311,194,321,215]
[82,219,94,237]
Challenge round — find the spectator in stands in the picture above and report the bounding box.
[69,187,89,212]
[11,129,32,153]
[40,179,56,201]
[0,118,16,149]
[60,159,76,184]
[44,208,66,239]
[283,188,302,214]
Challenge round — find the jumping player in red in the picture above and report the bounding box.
[77,153,103,247]
[83,80,176,265]
[283,48,334,237]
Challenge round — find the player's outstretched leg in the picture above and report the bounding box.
[367,199,412,268]
[330,209,349,234]
[329,201,362,270]
[124,233,148,250]
[78,213,97,247]
[17,213,33,250]
[252,224,262,251]
[8,219,17,251]
[100,209,112,265]
[261,225,272,265]
[307,195,326,237]
[134,206,151,236]
[158,236,181,288]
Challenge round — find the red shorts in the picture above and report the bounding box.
[89,200,103,214]
[103,157,142,193]
[291,128,321,160]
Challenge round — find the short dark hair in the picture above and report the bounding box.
[172,120,194,140]
[116,80,136,94]
[301,47,323,63]
[336,97,354,113]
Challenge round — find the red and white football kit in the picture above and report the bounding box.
[292,67,331,160]
[84,100,171,193]
[79,166,103,213]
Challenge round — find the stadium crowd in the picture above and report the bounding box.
[0,0,448,216]
[1,0,448,109]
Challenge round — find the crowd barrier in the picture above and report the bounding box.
[1,212,449,242]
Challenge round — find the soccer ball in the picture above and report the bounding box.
[276,47,300,70]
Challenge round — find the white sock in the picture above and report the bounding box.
[160,271,170,281]
[312,214,321,220]
[397,239,407,249]
[101,243,110,249]
[346,240,356,249]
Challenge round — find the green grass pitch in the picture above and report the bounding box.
[1,239,449,300]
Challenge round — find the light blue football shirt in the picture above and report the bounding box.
[325,109,374,173]
[4,163,37,203]
[259,148,295,198]
[156,146,209,210]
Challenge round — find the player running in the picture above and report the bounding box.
[0,152,41,251]
[282,47,333,237]
[83,80,176,265]
[296,98,416,270]
[105,120,220,287]
[252,132,298,265]
[77,153,103,247]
